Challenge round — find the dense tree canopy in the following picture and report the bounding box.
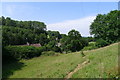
[47,30,61,41]
[1,16,48,46]
[60,29,88,52]
[0,16,46,32]
[2,26,48,46]
[68,29,81,39]
[90,10,120,44]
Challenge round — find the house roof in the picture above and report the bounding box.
[30,44,41,47]
[17,43,41,47]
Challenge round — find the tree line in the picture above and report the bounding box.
[1,16,48,46]
[1,10,120,61]
[1,16,89,61]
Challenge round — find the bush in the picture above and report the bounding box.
[82,42,97,51]
[41,51,59,56]
[80,38,89,47]
[81,51,85,57]
[53,46,61,52]
[3,45,46,60]
[96,39,109,47]
[2,46,17,64]
[45,42,61,52]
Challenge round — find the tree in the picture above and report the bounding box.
[5,17,11,26]
[0,16,6,25]
[2,16,48,46]
[70,40,83,52]
[47,30,61,41]
[90,10,120,44]
[96,38,109,47]
[38,33,48,46]
[68,29,81,39]
[60,29,86,52]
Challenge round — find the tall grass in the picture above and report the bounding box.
[3,52,85,78]
[3,43,118,78]
[72,43,118,78]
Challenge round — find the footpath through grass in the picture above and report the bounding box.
[3,52,85,78]
[72,43,118,78]
[3,42,119,78]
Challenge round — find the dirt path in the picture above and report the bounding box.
[65,59,90,79]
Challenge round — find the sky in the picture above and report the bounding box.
[1,2,118,36]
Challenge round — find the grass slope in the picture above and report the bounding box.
[3,43,119,78]
[3,52,85,78]
[72,43,118,78]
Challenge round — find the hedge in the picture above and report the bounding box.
[3,45,46,60]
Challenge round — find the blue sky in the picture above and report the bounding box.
[1,2,118,36]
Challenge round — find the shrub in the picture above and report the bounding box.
[4,45,46,60]
[80,38,89,47]
[41,51,59,56]
[45,42,61,52]
[38,46,47,54]
[82,42,98,51]
[96,39,109,47]
[53,46,61,52]
[81,51,85,57]
[2,46,17,64]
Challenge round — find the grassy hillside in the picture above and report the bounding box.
[3,42,119,78]
[72,43,118,78]
[3,52,86,78]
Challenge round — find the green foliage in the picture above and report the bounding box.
[2,26,48,46]
[3,43,118,78]
[68,29,81,39]
[82,37,95,42]
[81,51,85,57]
[69,40,83,52]
[82,42,97,50]
[60,29,88,52]
[46,41,61,52]
[3,46,46,60]
[2,46,17,63]
[80,38,89,47]
[0,16,47,32]
[1,16,48,46]
[90,10,120,44]
[38,33,48,46]
[96,39,109,47]
[45,30,61,52]
[41,51,59,56]
[1,16,89,59]
[47,30,61,41]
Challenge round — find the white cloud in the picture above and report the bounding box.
[47,16,96,37]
